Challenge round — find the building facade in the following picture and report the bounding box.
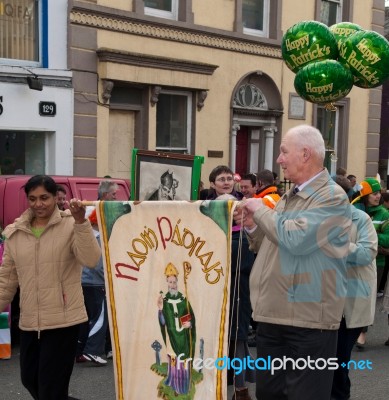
[1,1,385,183]
[379,5,389,186]
[0,0,74,176]
[68,0,386,182]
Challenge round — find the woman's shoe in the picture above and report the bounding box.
[355,341,365,350]
[384,338,389,346]
[355,332,366,350]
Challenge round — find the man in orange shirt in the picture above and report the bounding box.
[239,173,257,199]
[253,169,281,209]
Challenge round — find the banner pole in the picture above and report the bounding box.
[80,200,98,206]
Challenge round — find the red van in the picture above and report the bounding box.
[0,175,130,230]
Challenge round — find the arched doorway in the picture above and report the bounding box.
[230,72,283,175]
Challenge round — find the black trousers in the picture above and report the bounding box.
[256,322,338,400]
[331,318,362,400]
[20,325,80,400]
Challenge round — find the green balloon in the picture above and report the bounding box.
[329,22,363,47]
[338,30,389,88]
[294,60,354,104]
[282,20,339,73]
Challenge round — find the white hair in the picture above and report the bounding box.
[98,180,118,198]
[287,124,325,161]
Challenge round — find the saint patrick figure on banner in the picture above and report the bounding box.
[154,262,198,399]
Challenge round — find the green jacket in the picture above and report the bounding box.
[354,203,389,268]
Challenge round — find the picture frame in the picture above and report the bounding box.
[288,93,306,120]
[130,149,204,201]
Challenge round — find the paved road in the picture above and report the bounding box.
[1,302,388,399]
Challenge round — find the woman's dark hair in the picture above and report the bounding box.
[382,192,389,202]
[24,175,58,196]
[359,190,384,207]
[209,165,233,183]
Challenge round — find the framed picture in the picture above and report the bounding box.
[130,149,204,201]
[288,93,306,120]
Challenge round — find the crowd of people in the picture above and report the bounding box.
[1,124,389,400]
[200,126,389,400]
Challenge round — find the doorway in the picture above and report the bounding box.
[235,126,249,175]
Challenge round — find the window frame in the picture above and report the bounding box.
[235,0,280,40]
[242,0,270,38]
[315,0,352,26]
[320,0,342,26]
[144,0,179,21]
[155,89,193,154]
[0,0,48,67]
[313,98,350,173]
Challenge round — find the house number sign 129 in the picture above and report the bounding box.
[39,101,56,116]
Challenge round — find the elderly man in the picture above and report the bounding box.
[98,180,118,201]
[237,125,352,400]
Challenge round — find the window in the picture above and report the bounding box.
[145,0,178,20]
[110,87,143,106]
[316,106,339,175]
[320,0,342,26]
[156,91,192,154]
[314,99,350,176]
[0,131,46,175]
[0,0,47,66]
[242,0,269,37]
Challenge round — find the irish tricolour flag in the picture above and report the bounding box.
[0,305,11,359]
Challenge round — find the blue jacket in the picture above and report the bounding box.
[82,232,105,286]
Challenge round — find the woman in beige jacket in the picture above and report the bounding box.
[0,175,101,400]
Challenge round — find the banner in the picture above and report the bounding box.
[96,200,234,400]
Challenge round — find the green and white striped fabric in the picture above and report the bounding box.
[0,308,11,359]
